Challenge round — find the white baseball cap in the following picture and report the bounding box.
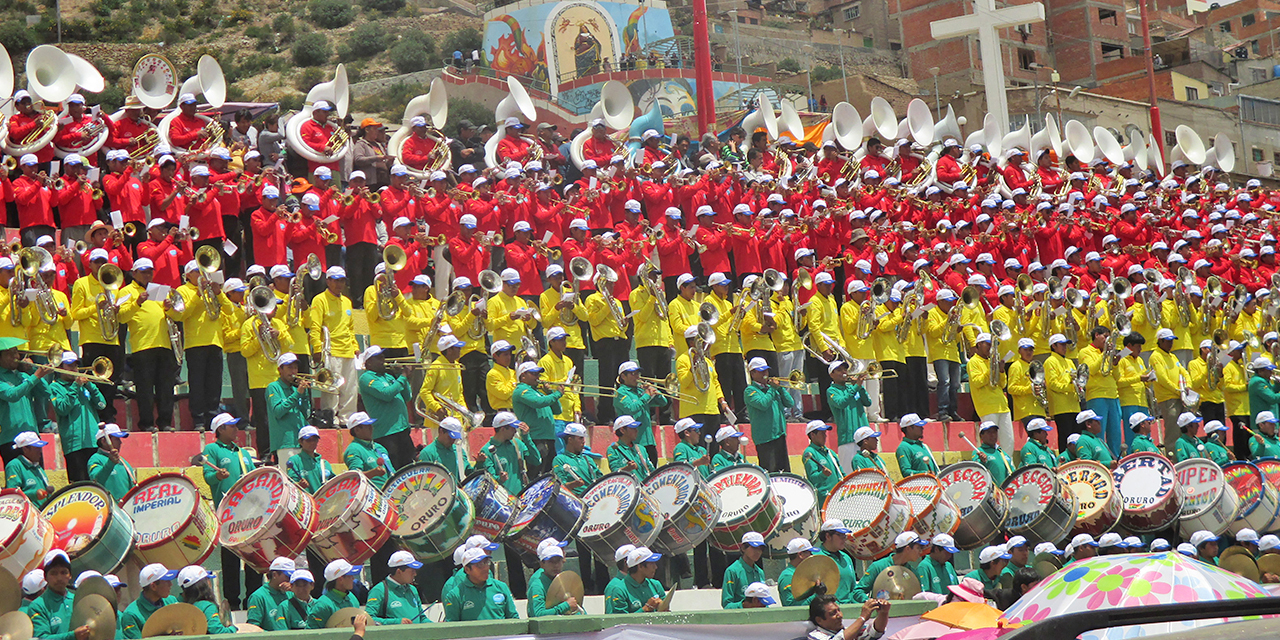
[674,418,701,434]
[493,411,520,429]
[1259,535,1280,551]
[1076,410,1100,424]
[1190,530,1219,547]
[290,570,314,584]
[895,531,921,548]
[323,559,362,582]
[614,544,637,563]
[177,565,215,588]
[715,425,744,442]
[806,420,832,435]
[931,534,959,554]
[613,415,641,432]
[389,550,423,569]
[139,563,179,587]
[626,546,661,567]
[743,582,775,606]
[786,538,814,555]
[1237,528,1259,543]
[979,545,1011,564]
[13,432,45,449]
[21,570,45,595]
[853,426,880,443]
[269,557,297,573]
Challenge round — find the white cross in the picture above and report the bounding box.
[931,0,1046,135]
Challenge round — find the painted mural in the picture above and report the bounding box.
[560,79,745,119]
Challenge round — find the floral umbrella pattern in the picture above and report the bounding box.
[1002,552,1270,640]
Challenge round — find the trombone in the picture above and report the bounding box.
[26,356,115,385]
[541,378,615,397]
[636,373,698,403]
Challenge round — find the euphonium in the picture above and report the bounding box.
[377,245,407,320]
[18,247,59,326]
[250,285,282,361]
[595,264,626,331]
[690,321,715,393]
[195,245,222,320]
[97,264,124,341]
[638,261,667,321]
[990,319,1011,388]
[1028,359,1050,410]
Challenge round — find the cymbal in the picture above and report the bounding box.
[1221,554,1261,582]
[70,594,115,640]
[1219,545,1256,562]
[0,611,33,640]
[1259,553,1280,577]
[325,607,366,628]
[1032,552,1064,579]
[141,603,207,638]
[235,624,264,633]
[545,571,583,610]
[791,555,840,599]
[73,576,118,613]
[658,582,677,612]
[0,569,19,616]
[871,565,921,601]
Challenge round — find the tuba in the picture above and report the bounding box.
[1028,359,1050,411]
[195,245,222,320]
[485,76,539,168]
[377,245,407,320]
[1074,362,1090,404]
[18,247,59,325]
[250,285,282,361]
[157,55,226,154]
[595,264,627,331]
[638,261,667,321]
[285,64,350,165]
[563,256,593,324]
[690,321,715,392]
[96,264,124,341]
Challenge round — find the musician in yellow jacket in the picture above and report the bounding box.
[586,279,629,424]
[872,293,905,422]
[419,335,468,427]
[540,265,588,372]
[926,289,962,422]
[270,264,313,373]
[486,340,517,416]
[968,332,1012,451]
[222,279,251,420]
[1044,333,1080,449]
[117,259,182,433]
[487,268,537,347]
[364,263,408,356]
[22,266,73,354]
[677,325,729,456]
[1007,338,1045,428]
[1150,327,1190,451]
[841,280,883,424]
[1228,296,1261,361]
[70,250,122,422]
[402,275,441,356]
[241,294,294,454]
[807,272,842,419]
[1223,340,1250,454]
[771,283,805,421]
[667,274,701,352]
[632,267,674,426]
[1188,338,1226,425]
[1115,332,1152,455]
[1078,326,1123,458]
[175,260,229,431]
[537,327,581,428]
[0,257,25,342]
[307,266,357,425]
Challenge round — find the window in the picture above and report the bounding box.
[1165,130,1177,147]
[862,35,874,47]
[1220,20,1232,31]
[1018,48,1035,70]
[1101,43,1124,60]
[1242,13,1256,26]
[889,41,902,50]
[1099,8,1118,24]
[1128,20,1137,34]
[1254,147,1265,162]
[1185,86,1199,100]
[1253,40,1261,54]
[1254,68,1270,82]
[842,3,860,20]
[1274,151,1280,164]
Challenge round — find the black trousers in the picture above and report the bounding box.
[250,387,269,454]
[222,214,244,276]
[757,437,791,473]
[0,443,17,464]
[20,225,55,248]
[64,447,94,483]
[694,412,724,458]
[714,352,746,420]
[579,543,611,595]
[504,543,528,599]
[1200,401,1225,425]
[81,343,123,423]
[460,351,490,413]
[414,558,452,603]
[305,549,326,598]
[346,242,378,310]
[594,337,628,423]
[905,357,930,417]
[745,349,779,375]
[1055,412,1081,451]
[533,439,555,477]
[238,208,255,278]
[805,352,832,420]
[132,347,177,431]
[1232,415,1252,460]
[376,429,415,472]
[220,547,262,610]
[880,360,906,422]
[187,345,224,430]
[637,345,674,424]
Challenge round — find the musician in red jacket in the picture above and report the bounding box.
[504,221,549,298]
[167,93,213,152]
[999,149,1032,193]
[106,96,153,155]
[580,119,616,168]
[137,219,194,288]
[495,117,535,165]
[385,218,430,291]
[51,94,102,166]
[378,164,419,229]
[298,100,341,173]
[6,92,55,164]
[341,170,382,301]
[53,154,100,242]
[400,116,441,171]
[184,166,226,261]
[34,235,77,296]
[250,186,289,268]
[935,140,964,187]
[447,214,489,284]
[103,150,147,233]
[11,154,56,245]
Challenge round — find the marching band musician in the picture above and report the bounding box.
[615,359,669,464]
[813,519,857,604]
[1044,333,1080,445]
[854,531,929,603]
[241,284,294,454]
[540,265,588,373]
[527,539,583,617]
[607,414,655,481]
[298,101,341,173]
[148,155,186,224]
[27,550,91,640]
[849,425,887,473]
[1249,411,1280,459]
[827,359,871,470]
[221,279,252,423]
[1189,339,1226,425]
[176,256,225,431]
[537,327,581,447]
[485,409,540,494]
[419,331,467,422]
[306,559,362,629]
[178,565,238,634]
[339,171,382,297]
[926,289,963,422]
[777,538,819,607]
[137,219,193,288]
[513,360,563,474]
[968,332,1013,451]
[1116,333,1151,455]
[8,92,54,166]
[972,421,1013,485]
[667,273,701,350]
[250,187,289,268]
[47,352,104,482]
[551,422,608,594]
[1224,341,1250,458]
[308,266,358,425]
[365,551,427,625]
[443,547,519,621]
[271,265,313,372]
[5,432,50,505]
[117,258,179,432]
[1174,413,1205,462]
[722,531,767,609]
[23,265,73,370]
[418,415,473,482]
[167,93,212,151]
[585,270,630,424]
[185,166,227,255]
[1078,326,1123,454]
[711,424,747,468]
[965,546,1010,592]
[806,272,842,416]
[487,340,517,414]
[632,264,675,428]
[53,154,100,243]
[1007,339,1042,430]
[286,426,334,494]
[744,357,795,472]
[87,423,135,501]
[1019,419,1056,468]
[356,345,414,469]
[404,276,440,362]
[895,413,938,476]
[488,268,538,349]
[1150,327,1190,450]
[201,413,261,610]
[603,546,666,615]
[12,153,56,249]
[1073,410,1115,467]
[1202,420,1233,465]
[266,353,311,462]
[802,420,840,505]
[366,260,409,356]
[36,235,78,297]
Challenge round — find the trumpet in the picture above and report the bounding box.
[294,367,344,394]
[766,369,808,390]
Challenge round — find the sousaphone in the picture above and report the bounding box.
[388,77,450,179]
[1094,126,1125,165]
[1064,119,1094,164]
[569,79,631,169]
[158,55,227,154]
[131,53,179,109]
[485,75,537,168]
[284,64,351,164]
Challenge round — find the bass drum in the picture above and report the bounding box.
[1175,459,1240,538]
[460,472,515,540]
[706,465,784,553]
[120,473,218,569]
[764,473,820,558]
[41,483,135,575]
[895,474,961,539]
[824,469,914,561]
[642,463,721,556]
[383,463,474,563]
[1057,460,1122,537]
[1114,453,1183,534]
[0,489,54,579]
[577,473,665,560]
[503,475,585,563]
[216,466,317,573]
[1001,465,1077,545]
[310,471,398,565]
[1223,462,1280,535]
[938,462,1008,550]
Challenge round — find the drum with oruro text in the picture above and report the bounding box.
[1113,453,1183,534]
[121,473,218,568]
[1057,460,1122,537]
[310,471,398,565]
[0,489,53,579]
[938,461,1008,550]
[1001,465,1077,544]
[824,469,914,561]
[503,474,584,562]
[384,463,474,563]
[707,464,784,553]
[577,472,665,560]
[1174,459,1240,538]
[41,483,135,575]
[460,471,515,540]
[642,463,721,556]
[895,474,961,539]
[216,466,317,573]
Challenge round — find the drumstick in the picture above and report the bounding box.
[190,453,220,472]
[958,432,987,463]
[561,463,584,484]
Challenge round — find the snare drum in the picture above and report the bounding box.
[1222,462,1280,535]
[311,471,398,565]
[383,463,475,563]
[1175,459,1240,537]
[895,474,961,539]
[0,489,53,578]
[41,483,135,575]
[577,473,665,560]
[938,462,1008,550]
[764,474,820,558]
[707,465,784,553]
[642,463,721,556]
[216,466,317,573]
[1113,453,1183,534]
[1002,465,1078,545]
[504,475,585,562]
[120,473,218,568]
[1057,461,1122,537]
[823,469,914,561]
[460,472,515,540]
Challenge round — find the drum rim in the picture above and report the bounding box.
[120,472,206,552]
[1058,459,1118,521]
[1001,464,1068,531]
[823,468,893,537]
[577,472,641,540]
[461,470,516,539]
[644,462,704,525]
[770,472,819,527]
[40,482,132,568]
[507,473,583,539]
[1113,453,1181,515]
[0,488,37,549]
[849,490,914,561]
[216,466,304,546]
[896,473,943,522]
[384,462,459,540]
[1174,459,1228,520]
[313,470,388,537]
[708,464,777,527]
[939,461,1000,509]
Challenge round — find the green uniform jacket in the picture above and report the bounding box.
[344,438,395,490]
[285,451,334,494]
[442,577,518,621]
[358,370,412,439]
[803,443,841,505]
[0,368,45,445]
[1250,432,1280,459]
[194,600,237,634]
[1130,434,1160,454]
[48,378,104,454]
[722,558,765,609]
[527,568,579,617]
[974,444,1014,486]
[712,450,747,471]
[603,575,665,614]
[417,439,472,483]
[828,382,870,446]
[963,568,1001,591]
[813,547,857,603]
[512,382,563,440]
[87,449,136,502]
[896,439,939,476]
[853,556,900,603]
[202,440,255,506]
[744,381,795,444]
[365,578,426,625]
[245,584,294,631]
[307,589,359,629]
[673,441,711,479]
[1203,439,1232,466]
[552,450,602,496]
[615,384,669,448]
[1019,440,1056,469]
[484,434,540,495]
[607,440,653,482]
[119,595,178,639]
[778,564,817,607]
[916,556,958,595]
[5,456,48,506]
[1248,374,1280,426]
[1058,449,1077,464]
[266,379,310,453]
[1075,431,1113,465]
[1175,434,1204,462]
[850,449,887,473]
[28,589,74,640]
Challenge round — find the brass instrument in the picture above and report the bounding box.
[28,355,115,385]
[595,264,627,331]
[284,253,321,326]
[690,321,715,393]
[22,110,57,146]
[1028,359,1050,411]
[990,319,1011,388]
[7,266,22,327]
[323,125,350,155]
[638,261,667,321]
[636,373,698,403]
[250,285,282,361]
[542,378,615,397]
[96,264,124,341]
[18,247,59,325]
[295,367,343,394]
[195,245,222,320]
[425,290,467,349]
[166,287,185,367]
[377,245,407,320]
[1074,362,1090,404]
[766,369,808,390]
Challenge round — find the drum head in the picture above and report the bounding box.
[708,465,774,527]
[313,472,371,533]
[507,475,563,537]
[1058,460,1116,526]
[121,474,203,551]
[579,473,639,540]
[384,463,457,539]
[770,474,817,527]
[896,474,942,521]
[1222,463,1263,518]
[824,469,892,534]
[643,463,700,520]
[1002,465,1058,531]
[1252,458,1280,488]
[41,483,117,558]
[1175,459,1226,520]
[0,490,37,549]
[216,467,291,546]
[1114,453,1178,513]
[939,462,997,518]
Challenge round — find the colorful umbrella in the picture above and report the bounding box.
[1001,552,1271,640]
[922,602,1004,631]
[887,620,956,640]
[935,627,1017,640]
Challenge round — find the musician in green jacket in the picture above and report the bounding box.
[803,421,841,505]
[26,551,88,640]
[307,560,362,628]
[607,415,654,481]
[87,424,135,501]
[5,431,49,506]
[0,336,49,464]
[485,410,541,495]
[854,531,928,603]
[285,426,334,493]
[711,425,748,469]
[813,519,857,604]
[343,411,394,489]
[417,417,473,482]
[827,360,871,467]
[365,551,427,625]
[778,538,819,607]
[615,360,670,464]
[743,357,795,472]
[722,532,768,609]
[1074,411,1115,466]
[120,564,180,639]
[849,426,888,473]
[1060,433,1080,464]
[552,422,601,496]
[442,549,519,621]
[895,413,939,476]
[358,345,414,468]
[1128,412,1160,454]
[1202,420,1233,465]
[916,534,960,595]
[1175,413,1206,461]
[177,566,237,634]
[604,547,666,614]
[47,351,105,480]
[527,539,583,617]
[266,352,311,459]
[672,418,711,478]
[512,360,563,474]
[201,413,256,505]
[1249,411,1280,459]
[972,420,1014,484]
[246,558,299,631]
[1019,419,1057,468]
[963,545,1010,592]
[1248,357,1280,427]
